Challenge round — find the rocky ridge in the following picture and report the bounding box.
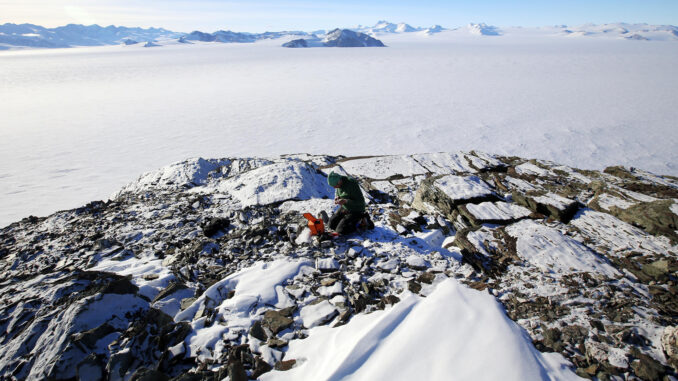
[1,152,677,380]
[283,29,385,48]
[182,30,309,44]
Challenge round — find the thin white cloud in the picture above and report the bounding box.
[0,0,405,31]
[64,6,97,25]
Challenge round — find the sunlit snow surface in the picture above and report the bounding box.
[261,278,581,381]
[1,29,678,226]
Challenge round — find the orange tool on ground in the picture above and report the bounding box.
[302,213,325,236]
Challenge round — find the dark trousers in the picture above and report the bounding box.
[329,208,363,235]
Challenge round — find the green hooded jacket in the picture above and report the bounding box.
[335,175,366,213]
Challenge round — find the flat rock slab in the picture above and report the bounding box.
[433,175,497,203]
[316,258,339,272]
[300,300,338,328]
[513,192,580,223]
[514,162,554,177]
[405,255,429,270]
[588,192,637,212]
[411,152,476,174]
[571,209,672,255]
[337,156,428,179]
[318,282,343,297]
[505,219,620,278]
[412,175,501,222]
[461,201,532,226]
[263,310,294,335]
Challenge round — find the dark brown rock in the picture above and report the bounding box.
[512,191,581,223]
[604,166,638,181]
[466,281,488,291]
[333,308,353,327]
[351,295,370,313]
[278,306,296,317]
[263,310,294,334]
[630,353,666,381]
[454,228,518,277]
[252,356,273,379]
[408,280,422,294]
[642,259,669,279]
[418,272,436,284]
[249,320,268,341]
[610,200,678,243]
[72,323,116,349]
[275,359,296,371]
[101,276,139,295]
[267,338,288,349]
[542,327,564,352]
[203,217,230,237]
[575,368,593,379]
[382,294,400,305]
[130,368,169,381]
[153,281,188,303]
[227,360,248,381]
[561,325,588,346]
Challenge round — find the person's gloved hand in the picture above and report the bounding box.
[335,198,347,205]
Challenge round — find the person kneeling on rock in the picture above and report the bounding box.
[327,171,373,235]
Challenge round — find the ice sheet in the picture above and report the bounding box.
[2,31,677,226]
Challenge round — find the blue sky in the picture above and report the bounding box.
[1,0,676,32]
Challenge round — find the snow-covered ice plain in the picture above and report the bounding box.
[1,26,678,227]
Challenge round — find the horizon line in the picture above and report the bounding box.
[2,20,676,35]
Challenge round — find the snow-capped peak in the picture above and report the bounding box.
[467,23,501,36]
[363,20,421,34]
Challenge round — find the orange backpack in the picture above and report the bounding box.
[302,213,325,236]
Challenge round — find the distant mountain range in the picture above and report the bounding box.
[357,20,445,35]
[559,23,678,40]
[0,23,182,49]
[1,20,676,50]
[180,30,309,43]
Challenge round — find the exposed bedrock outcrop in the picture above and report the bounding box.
[1,152,677,380]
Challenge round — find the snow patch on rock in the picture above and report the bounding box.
[412,152,476,174]
[300,300,338,328]
[338,155,428,179]
[571,209,674,255]
[177,258,312,322]
[515,162,552,177]
[506,219,619,277]
[433,175,496,201]
[211,161,333,208]
[594,193,636,210]
[532,193,576,211]
[466,201,532,221]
